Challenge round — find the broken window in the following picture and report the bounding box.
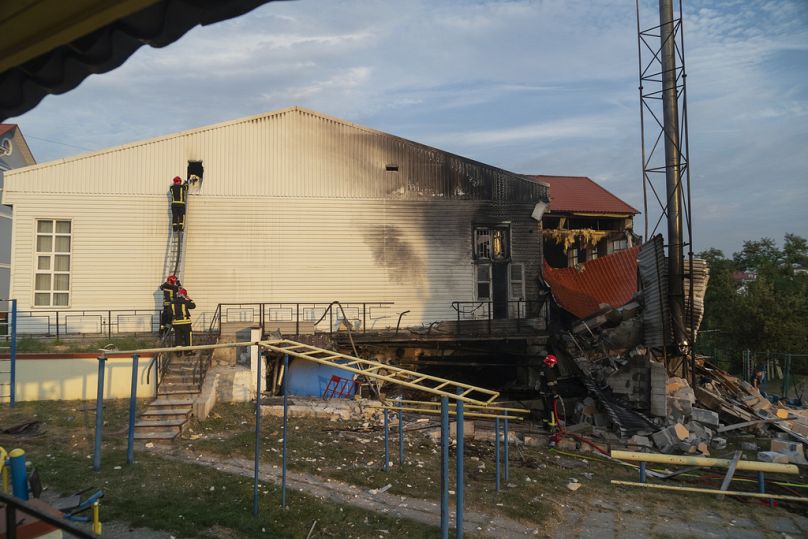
[567,246,578,267]
[475,263,491,300]
[475,226,509,260]
[35,219,71,307]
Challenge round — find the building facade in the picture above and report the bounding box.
[0,124,36,306]
[2,107,548,333]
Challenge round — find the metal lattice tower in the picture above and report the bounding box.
[636,0,696,378]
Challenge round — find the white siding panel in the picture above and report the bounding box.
[9,194,541,329]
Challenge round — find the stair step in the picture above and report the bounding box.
[150,398,194,407]
[157,390,200,397]
[140,408,191,416]
[135,419,186,428]
[134,431,178,440]
[159,383,198,391]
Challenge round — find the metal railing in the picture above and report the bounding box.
[0,299,17,407]
[13,308,161,338]
[208,301,396,338]
[451,299,548,335]
[0,491,95,539]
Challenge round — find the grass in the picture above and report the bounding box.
[180,402,790,526]
[0,400,439,538]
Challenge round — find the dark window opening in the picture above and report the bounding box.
[385,164,399,172]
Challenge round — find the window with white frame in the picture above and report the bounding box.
[475,263,491,300]
[509,263,525,300]
[608,238,629,255]
[34,219,71,307]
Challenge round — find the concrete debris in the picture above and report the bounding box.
[566,482,582,491]
[757,451,789,464]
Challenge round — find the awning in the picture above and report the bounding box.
[0,0,279,121]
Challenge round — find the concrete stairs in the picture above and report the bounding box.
[134,351,208,442]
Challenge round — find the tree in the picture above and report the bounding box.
[732,237,781,271]
[783,233,808,268]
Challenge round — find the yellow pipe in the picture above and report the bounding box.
[611,480,808,503]
[394,399,530,414]
[371,405,521,421]
[92,500,102,534]
[611,450,799,475]
[0,447,7,494]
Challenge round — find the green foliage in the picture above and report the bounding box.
[698,234,808,368]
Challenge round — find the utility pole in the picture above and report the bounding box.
[658,0,686,348]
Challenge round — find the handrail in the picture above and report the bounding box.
[0,491,95,539]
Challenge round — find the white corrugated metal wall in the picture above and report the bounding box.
[3,107,546,330]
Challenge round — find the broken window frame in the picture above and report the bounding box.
[474,225,510,260]
[34,218,72,307]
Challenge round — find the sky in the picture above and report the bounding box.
[9,0,808,255]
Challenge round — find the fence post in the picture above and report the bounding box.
[126,353,139,465]
[495,417,500,491]
[9,299,16,408]
[107,310,112,339]
[455,389,464,539]
[93,355,107,471]
[55,310,60,340]
[504,411,509,481]
[440,396,449,539]
[783,353,792,399]
[383,408,390,472]
[281,353,289,508]
[252,344,262,516]
[398,401,405,465]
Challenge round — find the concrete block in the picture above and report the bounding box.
[628,435,653,449]
[758,451,789,464]
[711,437,727,450]
[691,407,720,427]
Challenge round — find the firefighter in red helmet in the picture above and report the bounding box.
[159,274,181,336]
[171,287,195,352]
[539,353,560,434]
[169,176,188,232]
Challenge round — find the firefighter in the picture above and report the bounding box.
[539,354,560,433]
[169,176,188,232]
[158,275,181,336]
[171,288,195,352]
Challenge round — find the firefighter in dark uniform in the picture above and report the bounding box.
[159,274,181,336]
[171,288,195,351]
[169,176,188,232]
[539,354,560,433]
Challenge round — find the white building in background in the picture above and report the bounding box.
[0,124,36,306]
[2,107,548,334]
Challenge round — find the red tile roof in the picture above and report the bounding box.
[543,246,641,319]
[529,175,638,215]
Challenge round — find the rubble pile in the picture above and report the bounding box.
[557,297,808,465]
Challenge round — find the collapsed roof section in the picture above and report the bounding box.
[543,246,641,319]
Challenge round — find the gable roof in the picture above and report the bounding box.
[4,106,546,203]
[528,175,638,215]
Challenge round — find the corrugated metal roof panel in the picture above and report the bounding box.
[543,246,640,319]
[638,235,669,348]
[527,175,638,215]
